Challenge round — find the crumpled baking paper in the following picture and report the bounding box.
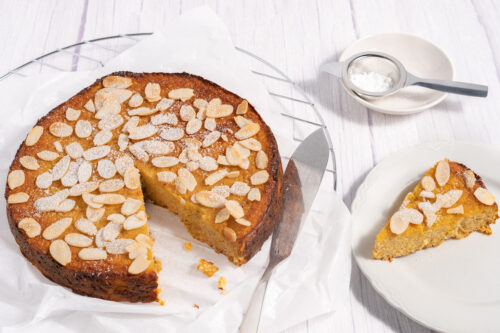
[0,7,351,333]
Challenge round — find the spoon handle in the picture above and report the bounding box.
[408,75,488,97]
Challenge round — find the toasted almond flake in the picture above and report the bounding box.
[435,190,463,208]
[202,131,220,148]
[215,208,230,223]
[65,107,81,121]
[197,108,207,121]
[234,116,250,128]
[225,200,244,219]
[95,88,132,109]
[212,185,230,198]
[56,143,65,154]
[61,162,79,187]
[19,156,39,170]
[49,240,71,266]
[106,214,125,224]
[145,82,161,102]
[223,227,237,242]
[106,238,134,254]
[115,155,134,176]
[128,106,157,116]
[92,130,112,147]
[103,75,132,88]
[83,146,110,161]
[79,248,107,260]
[447,205,464,214]
[195,191,226,208]
[96,159,116,179]
[123,116,140,133]
[69,181,99,197]
[128,254,151,274]
[251,170,269,185]
[235,122,260,140]
[65,233,92,247]
[233,143,250,158]
[194,98,208,109]
[102,222,122,241]
[18,218,41,238]
[75,218,97,236]
[37,150,59,161]
[129,93,144,107]
[65,142,84,159]
[435,160,450,187]
[129,124,158,140]
[160,127,184,141]
[77,161,91,183]
[124,214,147,230]
[205,169,228,186]
[26,126,43,146]
[217,155,229,165]
[235,218,251,226]
[226,171,239,179]
[142,140,174,155]
[95,98,121,119]
[99,179,124,192]
[421,175,436,191]
[151,112,178,126]
[186,118,202,135]
[418,202,438,227]
[180,105,196,121]
[34,189,69,211]
[177,168,197,192]
[178,149,188,163]
[186,161,199,171]
[248,188,261,201]
[86,207,105,222]
[126,241,148,259]
[207,104,234,118]
[221,134,228,142]
[187,148,202,161]
[256,151,268,169]
[54,199,76,212]
[226,146,243,165]
[463,170,476,189]
[82,192,103,208]
[121,198,142,216]
[51,155,70,181]
[124,167,141,189]
[118,134,129,151]
[203,118,216,132]
[389,212,410,234]
[419,190,435,199]
[93,194,126,205]
[474,187,496,205]
[49,122,73,137]
[8,192,29,204]
[198,156,218,171]
[84,99,95,112]
[136,234,153,249]
[155,98,174,111]
[128,143,149,162]
[236,100,248,115]
[168,88,194,101]
[152,156,179,168]
[42,217,72,240]
[8,170,24,189]
[157,171,177,183]
[230,181,251,196]
[239,138,261,151]
[75,120,92,138]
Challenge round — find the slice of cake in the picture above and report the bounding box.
[373,159,498,261]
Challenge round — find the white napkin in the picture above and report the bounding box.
[0,7,351,333]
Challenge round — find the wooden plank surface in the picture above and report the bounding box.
[1,0,499,332]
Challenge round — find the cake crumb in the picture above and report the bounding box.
[218,276,227,294]
[184,242,192,251]
[197,259,218,277]
[194,304,199,309]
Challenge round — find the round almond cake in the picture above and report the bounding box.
[5,72,283,303]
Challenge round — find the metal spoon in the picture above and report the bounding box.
[321,51,488,98]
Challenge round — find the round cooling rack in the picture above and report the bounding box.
[0,32,337,190]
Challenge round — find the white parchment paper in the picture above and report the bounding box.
[0,7,351,333]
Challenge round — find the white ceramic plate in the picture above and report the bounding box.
[340,33,454,115]
[351,141,500,333]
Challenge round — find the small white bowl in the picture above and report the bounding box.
[339,33,454,115]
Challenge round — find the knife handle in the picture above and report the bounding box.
[239,276,270,333]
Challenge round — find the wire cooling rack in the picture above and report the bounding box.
[0,33,337,190]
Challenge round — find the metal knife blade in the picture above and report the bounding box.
[239,128,330,333]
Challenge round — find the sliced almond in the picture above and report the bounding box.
[75,218,98,236]
[42,217,72,240]
[7,192,29,204]
[250,170,269,185]
[8,170,24,189]
[215,208,230,223]
[103,75,132,88]
[49,240,71,266]
[99,179,124,192]
[418,202,438,227]
[419,190,435,199]
[69,181,99,197]
[135,234,153,249]
[435,190,462,209]
[235,122,260,140]
[152,156,179,168]
[77,161,92,183]
[129,93,144,107]
[95,98,121,119]
[107,213,126,224]
[54,199,76,212]
[78,248,107,260]
[128,254,151,274]
[223,227,237,242]
[447,205,464,214]
[235,218,251,226]
[93,129,113,146]
[217,155,230,165]
[65,233,93,247]
[236,100,248,115]
[230,181,251,196]
[421,175,436,192]
[97,159,116,179]
[86,207,105,222]
[474,187,496,205]
[34,189,69,211]
[93,194,126,205]
[145,82,161,102]
[227,171,240,178]
[128,124,158,140]
[205,169,228,186]
[60,162,79,187]
[84,99,95,112]
[195,191,226,208]
[202,131,220,148]
[102,222,122,241]
[180,105,196,121]
[19,156,39,170]
[157,171,177,183]
[64,142,83,159]
[54,141,63,152]
[177,168,197,192]
[121,198,142,216]
[204,118,216,131]
[435,160,450,187]
[463,170,476,189]
[75,120,92,138]
[142,140,174,155]
[124,167,141,189]
[128,143,149,162]
[83,146,110,161]
[155,98,174,111]
[212,185,230,198]
[256,150,268,169]
[65,107,81,121]
[106,238,135,254]
[52,155,71,181]
[248,188,261,201]
[198,156,217,171]
[207,104,233,118]
[234,116,250,128]
[240,158,250,169]
[49,122,73,137]
[226,146,243,165]
[168,88,194,101]
[18,218,41,238]
[128,106,157,116]
[124,214,147,230]
[186,118,202,134]
[26,126,43,146]
[35,172,53,189]
[389,212,410,235]
[151,112,178,126]
[123,116,140,133]
[37,150,59,161]
[160,127,184,141]
[239,138,262,151]
[118,133,129,151]
[225,200,244,219]
[115,155,134,176]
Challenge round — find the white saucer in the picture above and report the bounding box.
[339,33,454,115]
[351,141,500,333]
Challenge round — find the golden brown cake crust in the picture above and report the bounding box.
[5,72,283,302]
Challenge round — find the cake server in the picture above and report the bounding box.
[239,128,330,333]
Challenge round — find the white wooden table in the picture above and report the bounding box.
[2,1,499,332]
